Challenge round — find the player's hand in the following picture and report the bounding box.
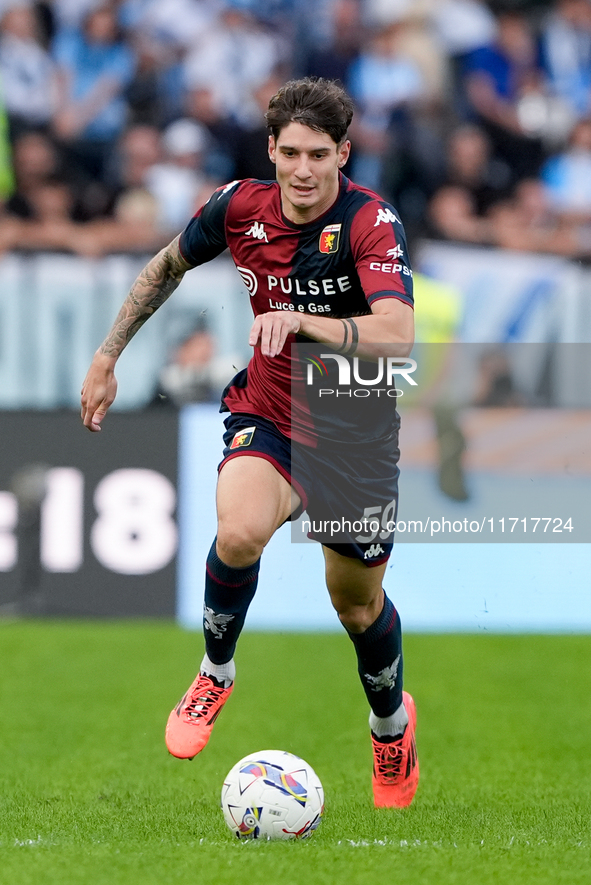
[80,352,118,432]
[248,311,301,358]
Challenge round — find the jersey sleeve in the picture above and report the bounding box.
[178,180,242,267]
[349,199,414,309]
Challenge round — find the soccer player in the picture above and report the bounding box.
[81,78,418,808]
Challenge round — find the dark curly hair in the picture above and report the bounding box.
[265,78,354,146]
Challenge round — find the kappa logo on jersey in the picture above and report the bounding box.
[319,223,341,254]
[230,426,256,449]
[245,221,268,242]
[237,265,258,296]
[374,207,400,227]
[363,543,385,560]
[218,180,240,197]
[386,244,404,260]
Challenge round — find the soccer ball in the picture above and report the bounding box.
[221,749,324,840]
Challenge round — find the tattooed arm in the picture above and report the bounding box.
[81,236,193,432]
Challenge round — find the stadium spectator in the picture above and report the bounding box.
[0,3,57,138]
[52,4,136,181]
[427,183,493,245]
[487,178,583,256]
[119,0,222,128]
[6,127,115,222]
[182,2,288,130]
[425,122,511,245]
[50,0,104,32]
[303,0,362,84]
[346,21,427,194]
[427,171,590,257]
[0,205,21,252]
[365,4,450,105]
[107,122,162,191]
[540,0,591,121]
[144,117,219,232]
[461,10,546,181]
[13,174,106,255]
[123,31,183,129]
[425,126,504,241]
[99,183,163,251]
[118,0,219,52]
[440,123,512,214]
[96,122,168,248]
[5,130,62,216]
[0,157,118,256]
[184,83,239,180]
[430,0,497,60]
[375,10,452,228]
[150,315,220,407]
[226,73,282,181]
[541,116,591,221]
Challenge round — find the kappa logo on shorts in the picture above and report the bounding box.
[363,543,385,560]
[319,224,341,254]
[230,427,256,449]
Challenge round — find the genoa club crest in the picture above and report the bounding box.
[319,224,341,254]
[230,427,256,449]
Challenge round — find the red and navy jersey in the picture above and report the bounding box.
[178,174,413,443]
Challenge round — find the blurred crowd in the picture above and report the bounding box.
[1,0,591,261]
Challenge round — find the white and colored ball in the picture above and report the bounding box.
[221,749,324,840]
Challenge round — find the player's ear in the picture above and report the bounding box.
[268,135,276,164]
[337,139,351,168]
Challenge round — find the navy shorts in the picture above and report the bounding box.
[220,413,400,567]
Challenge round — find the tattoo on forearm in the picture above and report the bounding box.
[337,317,359,355]
[99,238,189,358]
[338,319,349,353]
[346,318,359,353]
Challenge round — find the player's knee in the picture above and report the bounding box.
[337,605,374,633]
[331,596,363,632]
[332,593,383,633]
[216,524,266,568]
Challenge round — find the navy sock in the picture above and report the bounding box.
[203,538,260,665]
[346,594,403,718]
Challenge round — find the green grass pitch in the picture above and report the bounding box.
[1,621,591,884]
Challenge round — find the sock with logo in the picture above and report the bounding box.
[346,593,404,720]
[202,538,260,668]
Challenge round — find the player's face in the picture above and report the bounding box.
[269,122,350,224]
